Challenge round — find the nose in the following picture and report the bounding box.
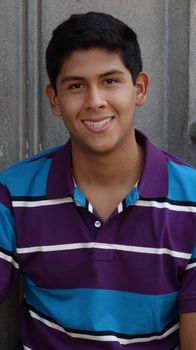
[84,85,107,110]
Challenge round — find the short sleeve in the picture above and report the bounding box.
[0,183,20,303]
[179,241,196,313]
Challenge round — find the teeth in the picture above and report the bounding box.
[84,117,112,129]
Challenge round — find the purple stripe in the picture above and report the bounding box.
[20,249,186,293]
[20,302,179,350]
[15,205,98,247]
[112,206,195,252]
[15,205,195,254]
[0,184,13,212]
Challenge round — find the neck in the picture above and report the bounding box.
[71,135,144,189]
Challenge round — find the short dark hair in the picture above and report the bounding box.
[46,12,143,92]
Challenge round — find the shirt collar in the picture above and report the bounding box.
[47,140,74,199]
[47,130,168,200]
[136,130,168,198]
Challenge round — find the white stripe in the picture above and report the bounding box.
[17,241,191,259]
[12,197,74,208]
[185,262,196,270]
[29,309,179,344]
[12,198,196,212]
[118,202,123,213]
[88,202,93,213]
[135,200,196,213]
[23,346,32,350]
[0,251,19,269]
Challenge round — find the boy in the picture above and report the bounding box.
[0,11,196,350]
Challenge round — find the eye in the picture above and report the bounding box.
[68,82,83,90]
[104,78,118,85]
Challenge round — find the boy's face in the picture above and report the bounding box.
[47,47,148,156]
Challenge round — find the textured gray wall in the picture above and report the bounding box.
[0,0,195,348]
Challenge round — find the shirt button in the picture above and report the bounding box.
[95,220,101,228]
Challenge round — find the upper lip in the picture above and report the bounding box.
[82,116,114,122]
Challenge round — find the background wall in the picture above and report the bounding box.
[0,0,195,348]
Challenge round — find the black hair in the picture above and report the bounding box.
[46,12,142,92]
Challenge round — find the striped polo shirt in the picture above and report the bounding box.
[0,130,196,350]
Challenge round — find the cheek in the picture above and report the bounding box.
[59,101,83,132]
[113,98,136,117]
[109,88,136,109]
[59,100,78,120]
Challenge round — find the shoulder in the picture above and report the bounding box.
[0,145,63,197]
[164,152,196,203]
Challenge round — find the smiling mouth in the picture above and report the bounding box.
[83,117,113,129]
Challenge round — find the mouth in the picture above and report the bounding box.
[82,117,114,132]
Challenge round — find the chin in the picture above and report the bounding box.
[72,137,119,156]
[87,143,118,156]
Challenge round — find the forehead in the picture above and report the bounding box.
[58,47,128,77]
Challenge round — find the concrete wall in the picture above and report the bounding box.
[0,0,195,348]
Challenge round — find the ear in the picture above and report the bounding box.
[135,72,150,106]
[46,84,62,117]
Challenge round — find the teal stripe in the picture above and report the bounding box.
[24,276,178,335]
[73,187,86,207]
[0,157,52,197]
[191,241,196,259]
[0,204,16,254]
[168,161,196,202]
[125,187,139,206]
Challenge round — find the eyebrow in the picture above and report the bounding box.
[60,69,124,85]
